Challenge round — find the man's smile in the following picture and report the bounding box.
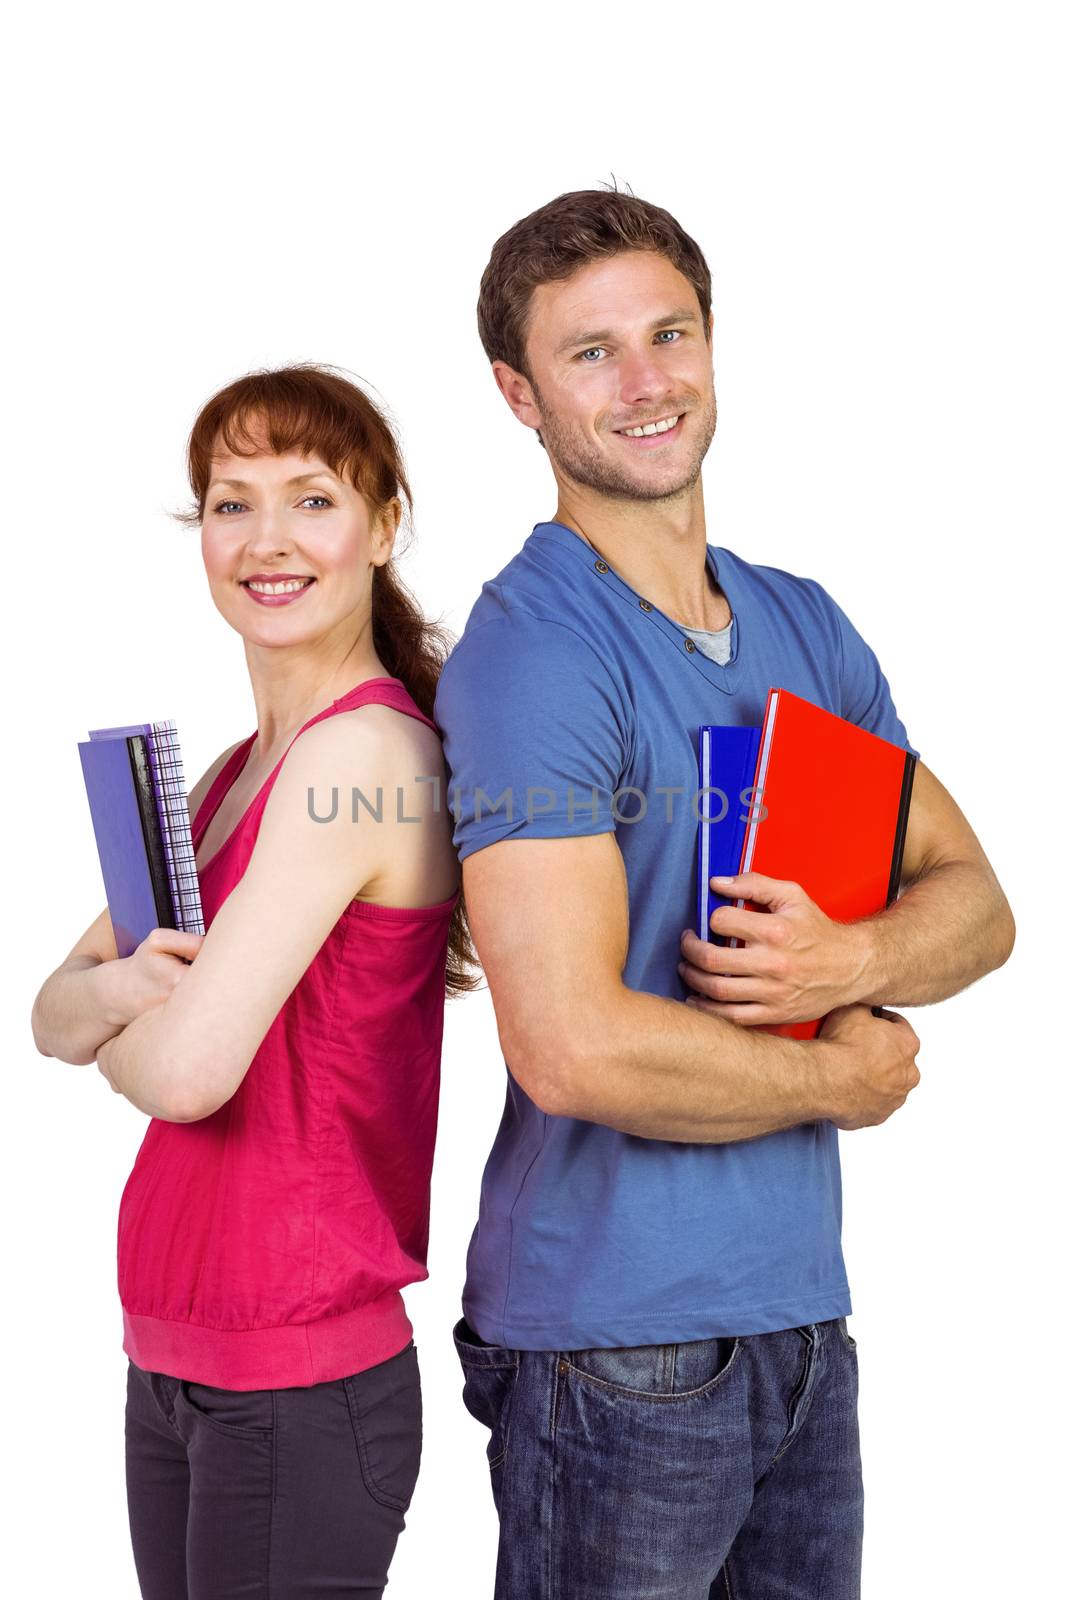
[613,412,686,446]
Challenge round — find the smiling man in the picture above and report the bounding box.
[434,190,1014,1599]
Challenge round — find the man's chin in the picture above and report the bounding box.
[620,466,704,503]
[572,459,704,504]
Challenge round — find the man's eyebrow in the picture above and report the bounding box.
[207,471,339,492]
[556,309,702,354]
[650,309,701,331]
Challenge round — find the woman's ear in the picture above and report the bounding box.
[371,497,402,567]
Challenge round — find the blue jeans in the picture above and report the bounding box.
[454,1315,862,1599]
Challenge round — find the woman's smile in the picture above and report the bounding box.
[240,575,317,606]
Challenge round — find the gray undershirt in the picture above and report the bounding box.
[680,617,734,664]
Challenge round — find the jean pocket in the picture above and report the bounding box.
[344,1343,422,1513]
[561,1335,742,1401]
[175,1380,275,1438]
[837,1317,858,1354]
[453,1318,519,1475]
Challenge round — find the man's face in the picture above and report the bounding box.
[508,250,716,502]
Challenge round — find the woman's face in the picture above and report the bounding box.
[200,437,397,648]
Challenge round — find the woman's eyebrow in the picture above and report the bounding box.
[208,472,339,492]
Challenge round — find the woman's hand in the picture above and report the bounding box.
[100,927,205,1029]
[96,929,203,1099]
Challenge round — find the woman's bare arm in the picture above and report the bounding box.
[94,708,441,1122]
[30,740,243,1064]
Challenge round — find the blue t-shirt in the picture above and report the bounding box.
[435,520,919,1350]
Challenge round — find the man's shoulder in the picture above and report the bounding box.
[717,542,835,602]
[441,531,600,676]
[716,543,843,633]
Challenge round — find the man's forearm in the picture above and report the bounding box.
[520,989,832,1143]
[851,857,1015,1009]
[31,959,127,1066]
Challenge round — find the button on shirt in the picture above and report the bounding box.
[434,521,919,1350]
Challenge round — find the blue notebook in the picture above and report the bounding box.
[696,725,761,942]
[78,720,204,958]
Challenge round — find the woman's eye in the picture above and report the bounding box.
[578,347,608,362]
[215,500,246,514]
[300,494,332,509]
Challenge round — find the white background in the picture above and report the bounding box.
[5,2,1062,1594]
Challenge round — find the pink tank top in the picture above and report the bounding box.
[118,677,458,1389]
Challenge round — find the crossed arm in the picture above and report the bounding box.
[32,709,445,1121]
[462,759,1012,1145]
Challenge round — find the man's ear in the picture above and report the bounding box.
[491,360,544,434]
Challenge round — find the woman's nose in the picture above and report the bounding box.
[245,509,294,557]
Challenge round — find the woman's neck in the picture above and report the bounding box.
[242,638,389,758]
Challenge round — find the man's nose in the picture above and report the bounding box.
[616,351,674,410]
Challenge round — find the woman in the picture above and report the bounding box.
[31,365,477,1598]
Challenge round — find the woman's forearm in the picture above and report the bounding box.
[31,958,128,1066]
[96,1004,205,1122]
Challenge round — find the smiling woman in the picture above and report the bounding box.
[30,363,478,1599]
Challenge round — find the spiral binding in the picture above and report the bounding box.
[144,720,206,935]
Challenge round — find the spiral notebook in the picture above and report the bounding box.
[78,719,204,958]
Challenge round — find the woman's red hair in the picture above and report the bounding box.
[184,364,479,996]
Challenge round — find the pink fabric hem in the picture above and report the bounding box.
[345,892,458,923]
[122,1292,413,1390]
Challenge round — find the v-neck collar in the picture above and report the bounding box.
[530,520,742,696]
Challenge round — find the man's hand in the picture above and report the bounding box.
[815,1004,921,1129]
[679,872,872,1026]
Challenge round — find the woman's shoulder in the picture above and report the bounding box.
[260,704,445,833]
[302,699,445,774]
[251,703,452,898]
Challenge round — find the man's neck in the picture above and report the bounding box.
[552,477,730,632]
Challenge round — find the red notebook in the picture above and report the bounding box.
[729,688,916,1040]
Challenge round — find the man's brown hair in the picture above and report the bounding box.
[477,188,713,377]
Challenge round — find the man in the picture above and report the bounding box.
[434,189,1014,1599]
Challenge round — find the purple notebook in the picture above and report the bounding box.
[78,720,204,958]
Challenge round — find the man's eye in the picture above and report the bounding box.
[655,330,683,344]
[300,494,332,509]
[578,347,607,362]
[215,500,246,514]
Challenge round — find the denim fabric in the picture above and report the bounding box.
[455,1315,862,1599]
[124,1343,421,1598]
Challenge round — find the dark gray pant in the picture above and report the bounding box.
[124,1343,421,1598]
